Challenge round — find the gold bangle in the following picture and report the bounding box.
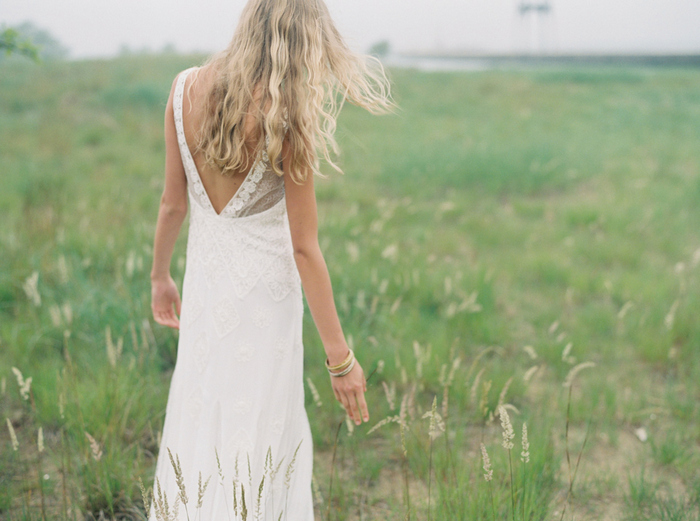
[325,349,354,372]
[328,357,356,377]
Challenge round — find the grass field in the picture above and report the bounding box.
[1,54,699,520]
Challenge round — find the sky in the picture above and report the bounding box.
[2,0,700,59]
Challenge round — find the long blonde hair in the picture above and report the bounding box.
[196,0,394,183]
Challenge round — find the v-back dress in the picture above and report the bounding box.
[149,67,314,521]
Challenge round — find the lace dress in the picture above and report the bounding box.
[149,67,314,521]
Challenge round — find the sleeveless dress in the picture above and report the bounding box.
[149,67,314,521]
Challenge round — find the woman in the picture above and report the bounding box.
[148,0,393,518]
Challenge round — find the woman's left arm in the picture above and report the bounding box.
[150,74,189,329]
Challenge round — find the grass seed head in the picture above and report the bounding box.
[6,418,18,451]
[563,361,596,388]
[197,471,211,509]
[521,422,530,463]
[306,377,322,407]
[497,376,513,410]
[85,431,102,461]
[284,440,303,488]
[523,345,538,360]
[422,396,445,440]
[22,271,41,307]
[498,405,515,450]
[523,365,540,382]
[167,448,188,506]
[382,380,396,410]
[138,478,152,516]
[480,443,493,481]
[470,367,485,406]
[11,367,32,401]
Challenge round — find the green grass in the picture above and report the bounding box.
[1,54,699,520]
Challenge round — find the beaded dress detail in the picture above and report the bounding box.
[149,67,314,521]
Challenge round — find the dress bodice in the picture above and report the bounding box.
[173,67,285,219]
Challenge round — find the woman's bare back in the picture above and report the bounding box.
[180,65,264,215]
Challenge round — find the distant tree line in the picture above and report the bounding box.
[1,21,69,62]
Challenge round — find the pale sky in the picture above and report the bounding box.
[2,0,700,59]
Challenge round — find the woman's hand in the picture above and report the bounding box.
[151,275,182,329]
[330,361,369,426]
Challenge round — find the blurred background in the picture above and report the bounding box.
[3,0,700,60]
[1,2,699,521]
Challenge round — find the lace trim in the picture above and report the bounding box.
[174,68,212,212]
[174,68,273,219]
[219,143,269,218]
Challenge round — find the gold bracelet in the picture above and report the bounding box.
[328,357,356,377]
[325,349,354,372]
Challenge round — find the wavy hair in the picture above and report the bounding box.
[194,0,395,183]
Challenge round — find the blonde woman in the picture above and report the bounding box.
[148,0,393,517]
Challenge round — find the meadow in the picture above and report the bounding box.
[1,54,699,520]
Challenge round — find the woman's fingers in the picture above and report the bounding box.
[348,393,362,425]
[330,363,369,424]
[357,392,369,423]
[338,395,353,421]
[153,308,180,329]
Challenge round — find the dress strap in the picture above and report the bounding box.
[173,67,213,212]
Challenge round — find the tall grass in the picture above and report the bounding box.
[1,55,700,519]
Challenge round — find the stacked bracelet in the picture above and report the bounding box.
[325,349,355,377]
[328,357,356,377]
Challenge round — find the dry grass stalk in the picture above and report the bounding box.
[240,483,248,520]
[520,423,530,463]
[498,405,516,521]
[559,386,592,521]
[470,367,486,406]
[563,362,595,388]
[106,325,124,369]
[523,345,538,360]
[497,377,513,410]
[138,478,152,517]
[326,420,343,521]
[382,380,396,410]
[480,443,493,482]
[306,377,323,407]
[311,474,324,508]
[196,472,211,510]
[167,448,190,519]
[6,418,19,451]
[22,271,41,306]
[11,367,32,401]
[523,365,539,383]
[479,380,492,420]
[84,431,102,461]
[255,475,265,520]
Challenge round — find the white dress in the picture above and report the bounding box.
[149,67,314,521]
